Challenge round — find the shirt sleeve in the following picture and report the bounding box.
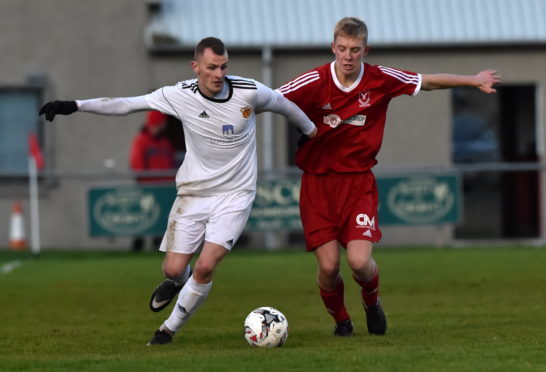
[76,95,151,115]
[378,66,422,97]
[144,85,182,120]
[275,69,320,110]
[255,81,316,136]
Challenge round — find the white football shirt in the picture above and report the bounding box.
[146,76,295,196]
[76,75,315,196]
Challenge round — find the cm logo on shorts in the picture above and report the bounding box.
[356,213,375,229]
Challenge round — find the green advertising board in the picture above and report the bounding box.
[246,179,303,231]
[376,174,461,225]
[88,185,176,237]
[247,174,460,231]
[88,174,460,236]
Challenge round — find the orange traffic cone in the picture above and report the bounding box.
[10,201,26,250]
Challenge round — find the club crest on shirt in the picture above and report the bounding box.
[240,106,252,119]
[359,90,371,108]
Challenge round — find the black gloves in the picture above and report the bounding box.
[39,100,78,121]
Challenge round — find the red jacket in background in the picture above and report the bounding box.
[130,127,176,183]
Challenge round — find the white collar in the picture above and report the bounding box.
[330,61,364,92]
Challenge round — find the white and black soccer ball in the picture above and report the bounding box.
[243,306,288,347]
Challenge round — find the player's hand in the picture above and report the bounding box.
[297,133,309,147]
[297,127,317,146]
[39,100,78,121]
[476,69,502,94]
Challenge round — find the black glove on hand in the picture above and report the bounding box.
[297,132,311,147]
[39,100,78,121]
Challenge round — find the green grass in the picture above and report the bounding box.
[0,246,545,372]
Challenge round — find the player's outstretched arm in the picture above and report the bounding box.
[39,95,151,122]
[421,69,502,93]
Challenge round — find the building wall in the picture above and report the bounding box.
[0,0,151,249]
[1,1,545,249]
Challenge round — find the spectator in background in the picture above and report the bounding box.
[130,110,176,251]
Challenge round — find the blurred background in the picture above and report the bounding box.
[1,0,545,251]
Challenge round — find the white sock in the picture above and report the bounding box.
[164,275,212,333]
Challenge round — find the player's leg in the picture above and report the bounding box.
[346,240,386,335]
[149,195,204,312]
[314,240,353,336]
[340,170,386,335]
[149,196,196,312]
[149,251,193,312]
[300,173,353,336]
[148,191,254,345]
[154,241,228,340]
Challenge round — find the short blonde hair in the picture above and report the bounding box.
[334,17,368,43]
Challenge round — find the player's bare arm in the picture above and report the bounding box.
[421,69,502,93]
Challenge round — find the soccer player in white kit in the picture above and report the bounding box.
[39,37,317,345]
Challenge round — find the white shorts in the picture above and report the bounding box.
[159,190,255,254]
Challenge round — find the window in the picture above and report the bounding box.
[452,85,539,239]
[0,87,42,177]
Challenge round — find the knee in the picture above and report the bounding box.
[318,260,341,279]
[162,259,187,279]
[192,260,215,282]
[347,255,374,274]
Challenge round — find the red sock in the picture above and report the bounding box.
[319,278,351,323]
[353,269,380,308]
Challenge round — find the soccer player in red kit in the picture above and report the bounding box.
[277,17,501,337]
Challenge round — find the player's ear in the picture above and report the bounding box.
[363,45,371,57]
[331,41,336,54]
[191,60,199,74]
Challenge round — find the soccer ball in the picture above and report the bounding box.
[243,306,288,347]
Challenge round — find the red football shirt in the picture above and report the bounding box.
[278,62,421,174]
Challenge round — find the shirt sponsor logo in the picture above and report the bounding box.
[222,124,235,135]
[210,129,251,145]
[356,213,375,230]
[359,90,371,108]
[240,106,252,119]
[342,115,366,126]
[323,114,366,128]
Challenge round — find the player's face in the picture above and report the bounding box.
[332,35,369,78]
[192,48,229,97]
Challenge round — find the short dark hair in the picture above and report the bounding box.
[194,37,226,60]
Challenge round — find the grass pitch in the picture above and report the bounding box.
[0,246,545,372]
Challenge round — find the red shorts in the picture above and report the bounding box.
[299,171,382,251]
